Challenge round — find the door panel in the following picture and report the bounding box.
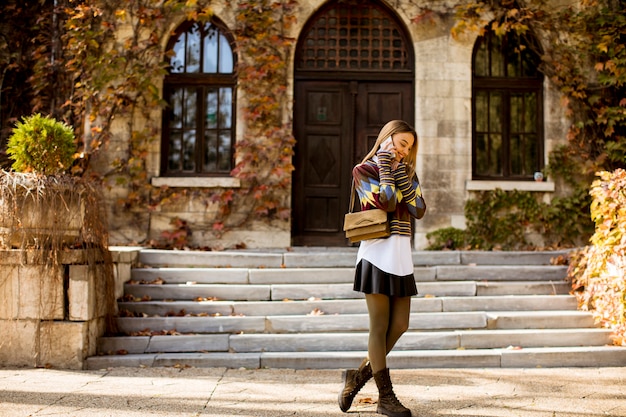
[292,81,413,246]
[355,83,414,163]
[292,81,353,246]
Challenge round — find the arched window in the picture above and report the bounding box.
[161,19,237,176]
[472,27,544,180]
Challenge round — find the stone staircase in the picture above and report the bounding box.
[85,248,626,370]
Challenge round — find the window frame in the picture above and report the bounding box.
[471,28,544,181]
[160,18,238,177]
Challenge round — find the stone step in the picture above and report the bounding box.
[124,283,272,301]
[130,265,568,284]
[114,311,595,335]
[123,280,570,302]
[90,248,624,370]
[97,328,613,355]
[138,249,571,269]
[139,249,286,268]
[86,345,626,370]
[475,281,569,296]
[118,295,577,317]
[459,251,570,266]
[434,265,567,281]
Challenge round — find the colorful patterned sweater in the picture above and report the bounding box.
[352,150,426,236]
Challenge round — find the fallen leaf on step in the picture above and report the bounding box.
[550,255,568,265]
[307,308,324,316]
[356,397,376,405]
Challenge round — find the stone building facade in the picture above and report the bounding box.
[104,0,568,249]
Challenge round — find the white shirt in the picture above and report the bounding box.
[356,234,413,276]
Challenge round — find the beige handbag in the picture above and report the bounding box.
[343,181,390,243]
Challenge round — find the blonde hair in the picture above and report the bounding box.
[360,120,418,175]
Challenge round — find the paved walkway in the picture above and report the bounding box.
[1,366,625,417]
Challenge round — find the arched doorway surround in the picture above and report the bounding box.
[292,0,416,246]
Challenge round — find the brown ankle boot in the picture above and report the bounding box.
[373,368,411,417]
[338,358,373,412]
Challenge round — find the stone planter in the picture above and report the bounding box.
[0,172,87,249]
[0,192,85,248]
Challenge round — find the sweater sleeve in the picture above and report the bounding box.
[352,152,425,218]
[352,153,397,212]
[392,164,426,219]
[376,150,398,212]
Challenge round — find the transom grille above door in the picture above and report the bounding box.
[295,0,412,72]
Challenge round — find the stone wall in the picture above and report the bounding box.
[99,0,569,250]
[0,248,138,369]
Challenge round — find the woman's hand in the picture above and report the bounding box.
[379,136,400,170]
[380,136,395,155]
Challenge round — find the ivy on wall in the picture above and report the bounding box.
[6,0,624,249]
[2,0,299,247]
[153,0,298,246]
[212,0,297,233]
[453,4,625,167]
[422,0,626,250]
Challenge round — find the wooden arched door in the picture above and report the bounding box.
[292,0,415,246]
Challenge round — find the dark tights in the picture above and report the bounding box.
[365,293,411,374]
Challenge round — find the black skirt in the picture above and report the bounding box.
[353,259,418,297]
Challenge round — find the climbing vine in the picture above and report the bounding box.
[6,0,625,248]
[423,0,625,250]
[1,0,298,246]
[63,0,213,203]
[450,0,626,178]
[222,0,297,229]
[153,0,299,245]
[156,0,298,243]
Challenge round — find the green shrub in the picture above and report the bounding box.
[567,169,626,346]
[7,113,77,175]
[426,184,594,251]
[542,187,594,247]
[464,189,543,250]
[426,227,467,250]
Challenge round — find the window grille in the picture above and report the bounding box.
[296,0,411,72]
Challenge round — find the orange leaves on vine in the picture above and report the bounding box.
[212,222,225,232]
[568,169,626,345]
[206,0,297,231]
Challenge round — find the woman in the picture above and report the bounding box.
[338,120,426,417]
